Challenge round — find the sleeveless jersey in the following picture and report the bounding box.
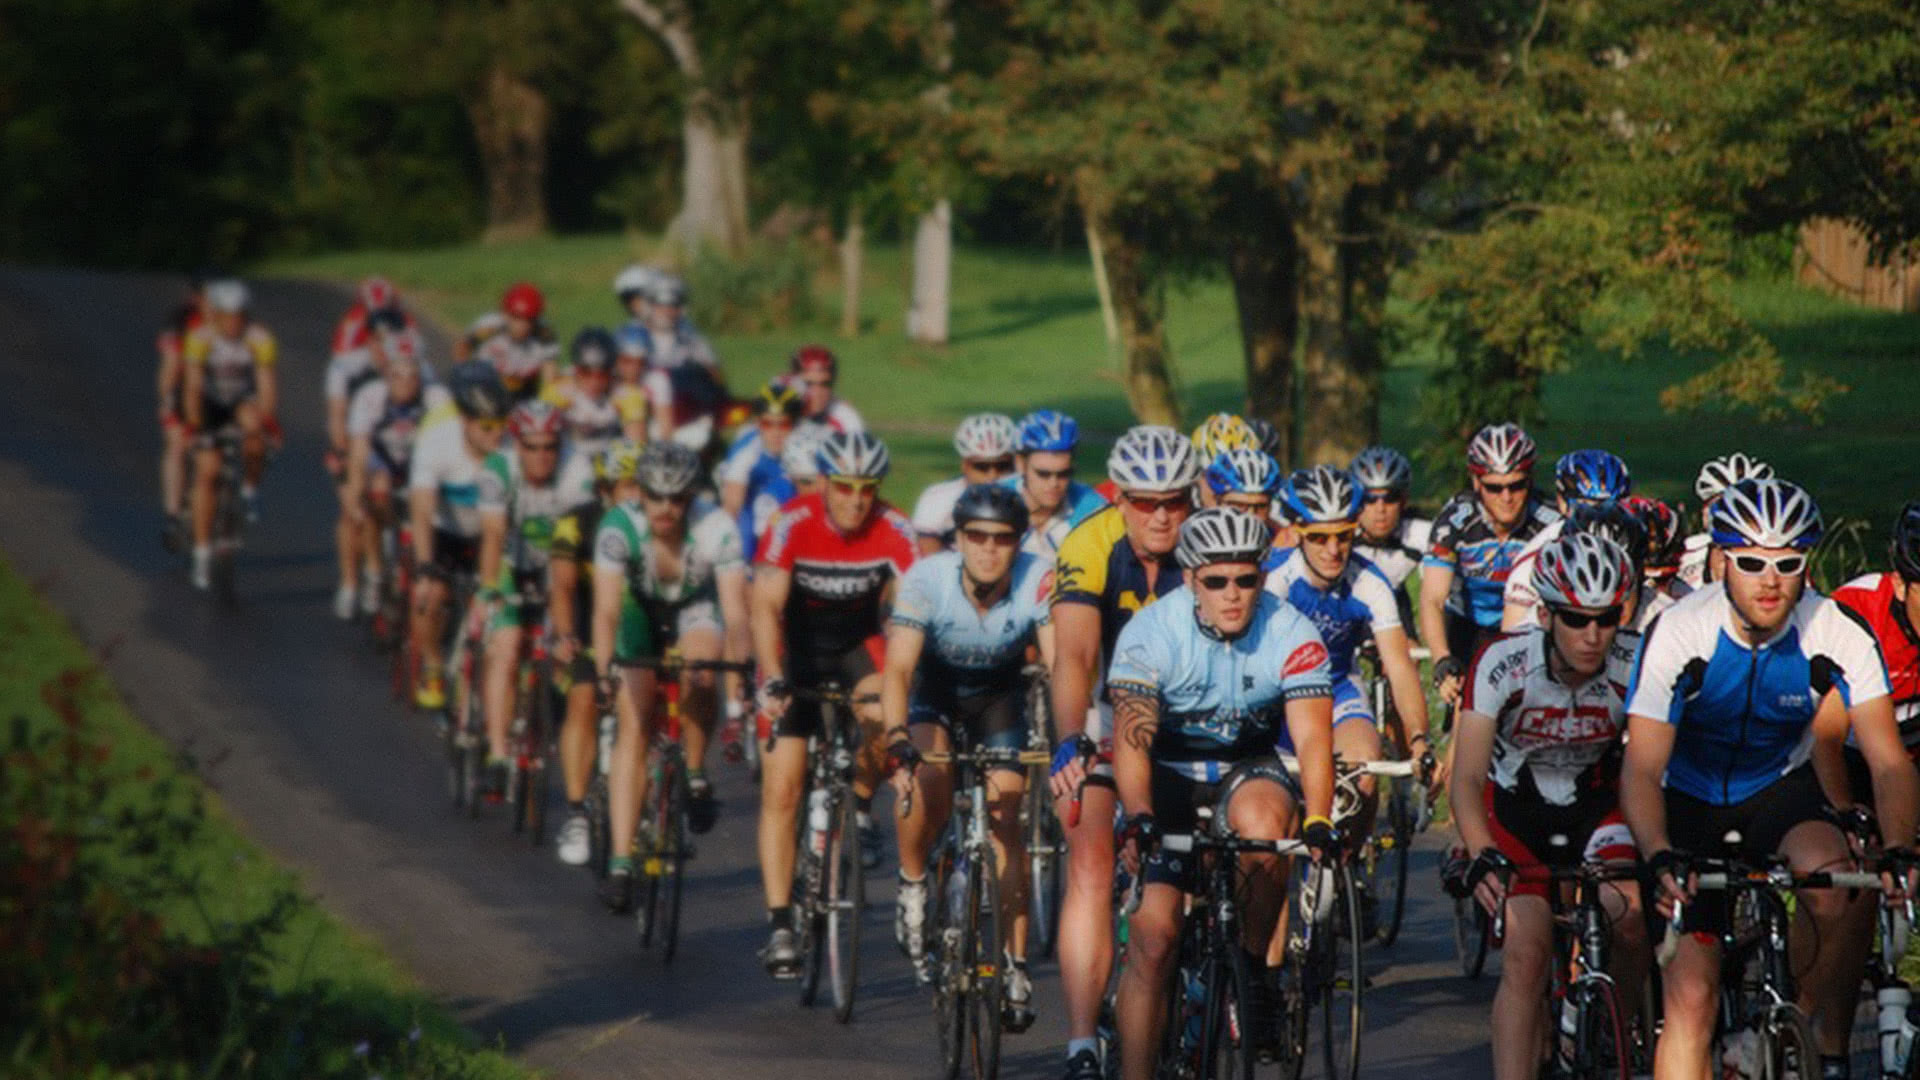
[184,323,276,406]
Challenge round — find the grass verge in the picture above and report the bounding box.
[0,557,527,1080]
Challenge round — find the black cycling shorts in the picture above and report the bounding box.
[1666,765,1833,935]
[777,635,884,740]
[1143,758,1294,892]
[431,530,481,580]
[909,684,1027,769]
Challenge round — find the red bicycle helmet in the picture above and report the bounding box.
[790,344,838,377]
[502,282,545,320]
[359,276,397,311]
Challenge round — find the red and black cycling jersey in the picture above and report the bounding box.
[1831,572,1920,749]
[757,492,917,661]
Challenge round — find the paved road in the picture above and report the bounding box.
[0,266,1503,1078]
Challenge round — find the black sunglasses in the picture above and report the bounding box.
[1363,491,1406,506]
[1197,572,1262,592]
[1479,479,1529,495]
[1553,607,1623,629]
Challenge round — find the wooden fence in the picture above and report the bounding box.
[1796,219,1920,313]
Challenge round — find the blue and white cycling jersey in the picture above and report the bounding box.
[996,473,1108,558]
[1107,588,1333,782]
[1425,491,1560,628]
[717,428,794,562]
[1263,548,1400,683]
[890,550,1052,701]
[1626,583,1890,805]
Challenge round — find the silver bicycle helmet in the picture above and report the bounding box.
[1534,532,1636,610]
[204,279,250,314]
[1108,425,1200,493]
[1280,465,1361,526]
[1466,422,1537,476]
[638,441,703,496]
[782,425,829,481]
[1709,477,1822,551]
[817,430,891,479]
[952,413,1018,460]
[1175,507,1274,570]
[1694,452,1774,503]
[1349,445,1413,494]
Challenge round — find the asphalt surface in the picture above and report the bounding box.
[0,266,1503,1078]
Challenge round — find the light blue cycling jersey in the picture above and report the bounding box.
[1625,583,1889,805]
[1107,588,1333,782]
[996,473,1108,558]
[890,550,1052,700]
[1263,548,1400,683]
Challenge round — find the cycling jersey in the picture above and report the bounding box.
[911,478,969,544]
[1354,516,1433,591]
[717,430,795,563]
[478,450,596,575]
[1831,572,1920,747]
[329,301,416,356]
[1465,628,1638,806]
[409,419,491,539]
[327,305,420,403]
[1106,588,1332,782]
[995,473,1108,559]
[1425,490,1560,628]
[1263,548,1400,683]
[1052,504,1185,670]
[757,493,917,661]
[594,497,745,612]
[349,382,448,479]
[797,398,865,437]
[1625,583,1891,805]
[1678,534,1711,588]
[183,323,276,407]
[465,314,558,400]
[617,321,718,370]
[539,381,640,461]
[891,550,1052,700]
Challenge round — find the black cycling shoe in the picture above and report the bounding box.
[761,926,801,979]
[598,868,635,913]
[483,760,510,804]
[1062,1048,1102,1080]
[687,778,719,835]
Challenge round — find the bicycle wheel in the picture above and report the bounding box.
[1198,944,1258,1080]
[461,676,485,820]
[585,775,611,879]
[1373,783,1413,946]
[1757,1005,1819,1080]
[796,786,825,1007]
[933,841,966,1080]
[825,787,864,1024]
[445,678,474,808]
[1564,976,1631,1080]
[636,758,670,949]
[1024,778,1063,960]
[523,667,552,846]
[1453,895,1491,979]
[659,762,690,963]
[965,841,1002,1079]
[211,502,239,608]
[1317,864,1364,1080]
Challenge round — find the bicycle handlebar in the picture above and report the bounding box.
[1159,831,1311,857]
[1277,753,1418,778]
[920,748,1052,767]
[624,655,754,676]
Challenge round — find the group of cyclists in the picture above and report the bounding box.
[154,266,1920,1080]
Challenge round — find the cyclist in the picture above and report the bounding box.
[1349,445,1432,633]
[1001,409,1106,559]
[408,362,512,710]
[182,279,279,591]
[1826,501,1920,800]
[455,282,559,403]
[789,344,865,435]
[612,262,665,345]
[1421,422,1560,706]
[326,279,417,481]
[751,431,916,974]
[1048,425,1199,1080]
[342,342,448,613]
[1200,449,1284,564]
[547,441,646,867]
[719,378,807,563]
[1621,477,1916,1080]
[1624,494,1688,597]
[912,413,1019,553]
[775,424,828,504]
[1267,466,1431,864]
[1450,532,1648,1080]
[1498,449,1633,632]
[1109,508,1338,1080]
[883,484,1054,1028]
[475,401,596,797]
[1679,451,1773,588]
[543,328,644,462]
[592,441,750,909]
[1505,502,1651,631]
[1189,412,1259,462]
[329,310,422,619]
[156,272,207,548]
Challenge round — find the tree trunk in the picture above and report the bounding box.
[1223,208,1300,467]
[907,200,951,343]
[1295,189,1383,466]
[674,89,751,257]
[468,65,549,243]
[1087,210,1180,426]
[839,203,865,337]
[1087,215,1121,350]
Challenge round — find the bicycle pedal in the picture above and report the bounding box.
[1001,1004,1036,1034]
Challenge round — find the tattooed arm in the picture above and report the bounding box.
[1111,682,1161,819]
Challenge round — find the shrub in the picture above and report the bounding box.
[684,240,818,334]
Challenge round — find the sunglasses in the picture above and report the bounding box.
[520,441,560,454]
[1300,526,1357,545]
[1362,491,1406,506]
[1197,572,1262,592]
[960,527,1018,548]
[829,477,880,493]
[1478,479,1529,495]
[1222,498,1272,516]
[1729,552,1807,578]
[800,377,833,389]
[965,458,1016,476]
[1124,492,1191,516]
[472,419,505,433]
[1029,466,1074,482]
[641,488,694,505]
[1553,607,1623,629]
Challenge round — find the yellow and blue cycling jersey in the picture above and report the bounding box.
[1052,504,1183,668]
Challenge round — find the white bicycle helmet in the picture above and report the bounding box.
[1534,532,1636,610]
[1466,422,1537,476]
[1280,465,1361,526]
[817,430,891,479]
[952,413,1018,461]
[1108,426,1200,493]
[613,263,662,303]
[1708,477,1823,551]
[1175,507,1273,570]
[1349,445,1413,494]
[782,425,829,480]
[641,273,689,307]
[1694,452,1774,503]
[205,279,250,314]
[638,441,703,496]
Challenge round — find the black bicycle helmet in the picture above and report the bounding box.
[448,360,511,421]
[1890,501,1920,582]
[952,483,1030,535]
[1565,501,1649,573]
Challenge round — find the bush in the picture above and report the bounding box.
[684,240,819,334]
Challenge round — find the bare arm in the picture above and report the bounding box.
[1852,693,1919,853]
[1375,625,1430,754]
[409,487,436,567]
[717,566,750,665]
[1621,715,1676,857]
[1284,694,1337,824]
[721,481,747,519]
[1036,620,1056,673]
[343,437,372,523]
[1111,684,1159,818]
[751,567,792,685]
[255,364,277,421]
[1500,597,1540,633]
[1419,562,1459,699]
[881,623,925,740]
[327,395,350,456]
[1049,603,1101,740]
[1448,709,1499,856]
[548,555,579,652]
[592,565,625,681]
[477,511,507,594]
[184,361,205,430]
[1808,689,1858,811]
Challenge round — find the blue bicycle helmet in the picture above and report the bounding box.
[1017,409,1079,453]
[1555,449,1632,504]
[1280,465,1362,526]
[1204,449,1282,498]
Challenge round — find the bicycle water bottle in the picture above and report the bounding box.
[1879,985,1914,1078]
[1181,969,1208,1053]
[946,855,969,918]
[807,789,830,858]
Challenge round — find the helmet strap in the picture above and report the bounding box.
[1191,595,1250,644]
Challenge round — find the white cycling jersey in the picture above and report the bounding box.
[348,382,450,472]
[409,419,491,538]
[1353,516,1432,591]
[1501,519,1568,616]
[1464,626,1639,806]
[911,477,968,543]
[1678,533,1711,588]
[477,450,596,573]
[594,497,746,606]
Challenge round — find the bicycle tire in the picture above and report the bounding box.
[1314,864,1364,1080]
[966,841,1002,1079]
[796,789,825,1008]
[445,686,472,808]
[1454,895,1491,979]
[827,787,863,1024]
[460,671,485,820]
[1565,976,1631,1080]
[523,664,553,845]
[1024,778,1063,960]
[1199,941,1258,1080]
[933,841,966,1080]
[636,757,671,949]
[1375,783,1413,946]
[585,775,611,879]
[660,762,689,963]
[508,758,530,834]
[1758,1005,1819,1080]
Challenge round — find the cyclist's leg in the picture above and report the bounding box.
[896,713,953,881]
[1776,798,1873,1057]
[364,473,392,582]
[1584,814,1650,1025]
[162,419,187,519]
[189,433,220,547]
[233,398,266,484]
[1058,702,1117,1049]
[981,722,1030,959]
[560,658,597,802]
[1220,770,1296,951]
[675,613,724,775]
[1330,675,1384,848]
[481,599,523,760]
[1654,934,1722,1080]
[607,664,660,864]
[1491,894,1552,1080]
[1114,880,1184,1080]
[334,468,360,598]
[758,736,810,910]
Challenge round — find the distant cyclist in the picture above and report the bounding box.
[612,262,667,349]
[1349,445,1432,631]
[1826,501,1920,799]
[182,279,279,591]
[342,342,448,613]
[1000,409,1106,559]
[1623,494,1688,598]
[1420,422,1559,706]
[631,274,729,450]
[718,378,807,563]
[543,328,644,461]
[156,272,207,548]
[1679,451,1772,588]
[789,344,865,435]
[330,309,423,619]
[1200,449,1285,566]
[407,362,512,710]
[455,282,559,404]
[1498,448,1632,631]
[1189,412,1259,462]
[1506,501,1652,632]
[912,413,1019,553]
[884,484,1053,1028]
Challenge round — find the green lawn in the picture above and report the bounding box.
[0,559,525,1079]
[271,236,1920,530]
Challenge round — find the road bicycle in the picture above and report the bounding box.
[913,736,1050,1080]
[500,579,556,845]
[787,682,877,1023]
[1522,838,1647,1080]
[435,569,485,815]
[1357,642,1435,946]
[620,650,752,963]
[1444,845,1498,979]
[1017,663,1066,960]
[198,427,262,607]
